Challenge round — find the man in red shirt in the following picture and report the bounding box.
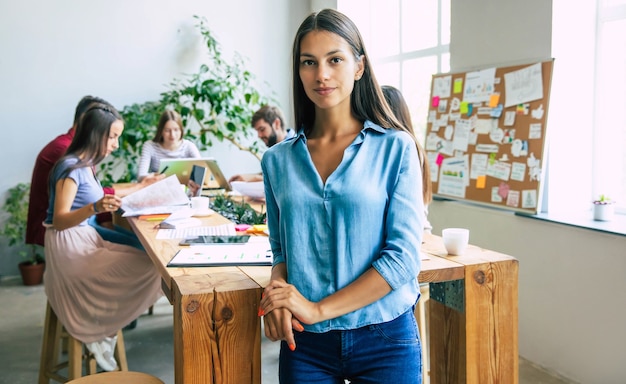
[26,95,113,246]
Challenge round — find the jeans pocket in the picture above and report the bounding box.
[370,310,419,345]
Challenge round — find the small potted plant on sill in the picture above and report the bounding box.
[1,182,45,285]
[592,194,615,221]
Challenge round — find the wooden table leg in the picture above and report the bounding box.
[464,260,519,383]
[172,273,262,384]
[428,258,518,384]
[429,280,466,383]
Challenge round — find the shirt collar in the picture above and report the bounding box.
[292,120,386,146]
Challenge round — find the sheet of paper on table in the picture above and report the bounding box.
[156,223,237,240]
[121,175,190,216]
[167,236,272,267]
[157,207,201,229]
[230,181,265,200]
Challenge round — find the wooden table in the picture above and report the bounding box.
[127,215,518,384]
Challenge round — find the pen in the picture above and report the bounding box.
[159,166,169,174]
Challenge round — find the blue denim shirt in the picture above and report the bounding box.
[261,120,424,333]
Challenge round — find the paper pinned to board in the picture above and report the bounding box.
[121,175,190,216]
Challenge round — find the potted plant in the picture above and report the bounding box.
[1,182,45,285]
[98,15,276,185]
[592,194,615,221]
[210,194,266,225]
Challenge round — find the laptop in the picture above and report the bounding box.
[158,157,231,191]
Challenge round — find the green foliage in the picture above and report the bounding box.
[594,194,613,205]
[99,15,276,185]
[1,183,44,264]
[210,194,266,225]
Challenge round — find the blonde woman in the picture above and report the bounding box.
[137,110,201,181]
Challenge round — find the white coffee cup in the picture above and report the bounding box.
[190,196,210,212]
[442,228,470,256]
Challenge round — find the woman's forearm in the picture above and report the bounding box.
[53,199,99,230]
[315,268,391,323]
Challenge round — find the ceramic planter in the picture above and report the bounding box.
[593,203,615,221]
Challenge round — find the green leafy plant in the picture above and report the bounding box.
[99,15,276,184]
[593,194,614,205]
[1,182,44,264]
[210,194,266,225]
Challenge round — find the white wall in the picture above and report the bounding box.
[0,0,310,273]
[446,0,626,382]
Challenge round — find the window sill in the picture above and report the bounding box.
[516,210,626,237]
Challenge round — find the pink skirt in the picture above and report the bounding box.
[44,225,162,343]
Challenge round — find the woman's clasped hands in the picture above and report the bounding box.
[258,280,321,351]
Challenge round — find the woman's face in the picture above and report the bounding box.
[298,30,363,112]
[162,120,182,143]
[106,120,123,156]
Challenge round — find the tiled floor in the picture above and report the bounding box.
[0,275,575,384]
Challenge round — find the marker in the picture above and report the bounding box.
[159,166,169,174]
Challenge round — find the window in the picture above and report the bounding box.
[339,1,624,218]
[550,0,626,214]
[594,0,626,212]
[338,0,450,145]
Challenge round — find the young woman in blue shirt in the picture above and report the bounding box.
[259,8,425,383]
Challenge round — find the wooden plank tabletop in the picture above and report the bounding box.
[128,214,471,290]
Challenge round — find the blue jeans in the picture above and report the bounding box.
[279,309,422,384]
[88,216,144,251]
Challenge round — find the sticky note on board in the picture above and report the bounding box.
[432,96,440,107]
[476,175,486,189]
[490,104,503,118]
[516,103,529,115]
[489,93,500,108]
[436,153,444,166]
[467,103,473,116]
[498,182,510,199]
[460,101,469,114]
[454,78,463,93]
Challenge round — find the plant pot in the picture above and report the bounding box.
[18,261,45,286]
[593,203,615,221]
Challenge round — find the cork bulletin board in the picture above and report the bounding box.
[425,59,554,214]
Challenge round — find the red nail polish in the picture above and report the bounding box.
[257,308,264,317]
[288,343,296,351]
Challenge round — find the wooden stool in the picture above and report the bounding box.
[38,302,129,384]
[414,283,430,384]
[66,371,164,384]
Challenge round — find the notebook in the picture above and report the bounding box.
[158,158,231,191]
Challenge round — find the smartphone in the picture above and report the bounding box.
[179,235,250,246]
